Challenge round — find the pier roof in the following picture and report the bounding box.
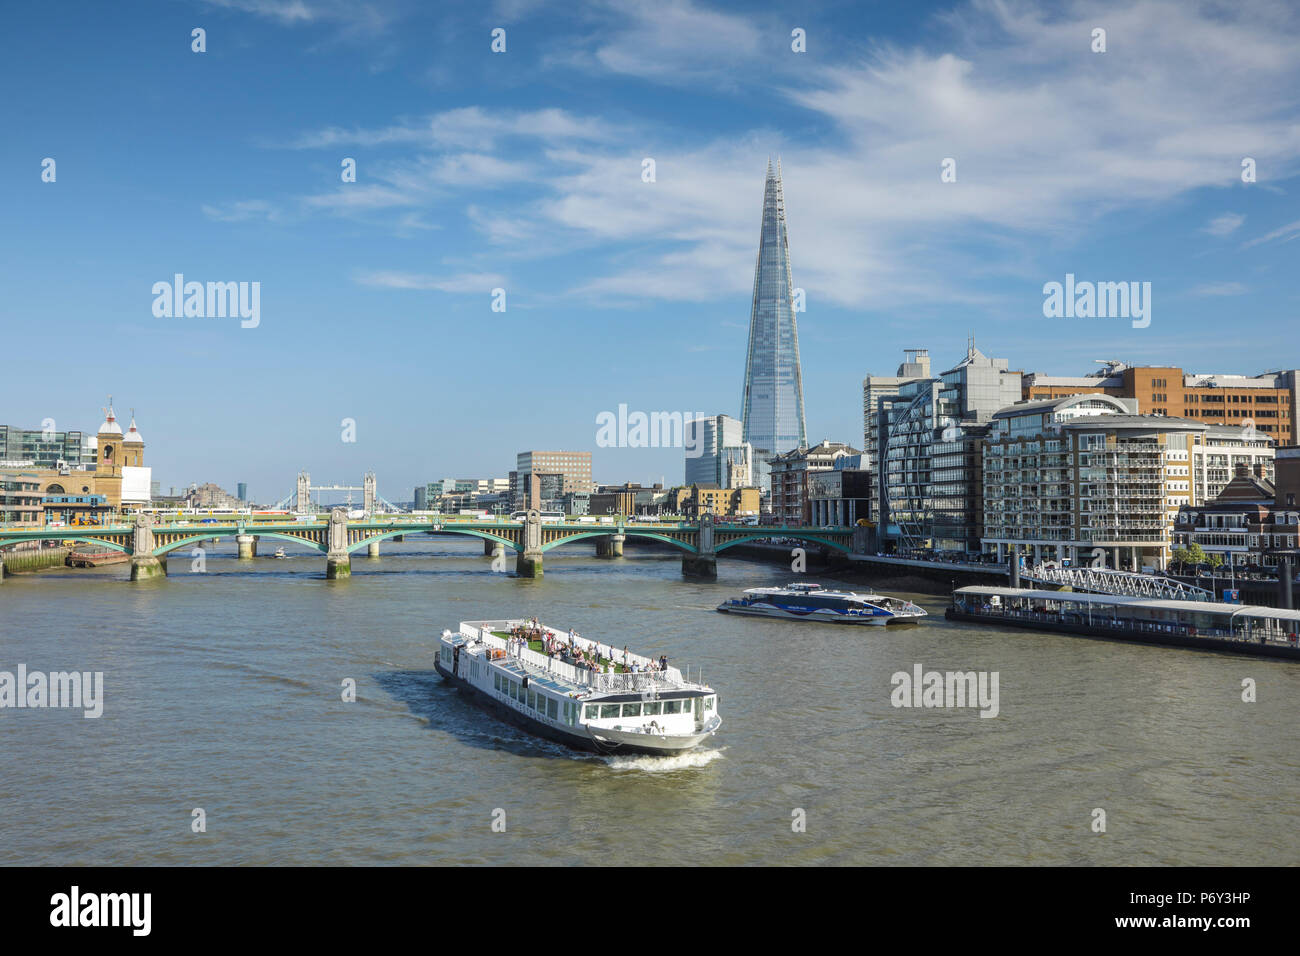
[955,586,1300,622]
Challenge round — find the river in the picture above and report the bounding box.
[1,537,1296,865]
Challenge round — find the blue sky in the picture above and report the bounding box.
[3,0,1298,504]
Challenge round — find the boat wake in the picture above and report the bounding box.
[602,748,725,773]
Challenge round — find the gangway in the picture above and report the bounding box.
[1023,564,1214,601]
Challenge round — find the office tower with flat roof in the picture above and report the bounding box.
[740,159,807,493]
[514,450,592,510]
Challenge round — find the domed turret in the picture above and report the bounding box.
[98,399,123,436]
[124,414,144,445]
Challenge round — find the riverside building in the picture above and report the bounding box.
[1022,361,1299,445]
[878,345,1022,553]
[981,394,1274,572]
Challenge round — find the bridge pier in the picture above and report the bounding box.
[130,554,166,581]
[516,510,543,577]
[0,556,5,583]
[236,534,257,559]
[682,516,717,580]
[325,508,351,579]
[516,550,543,578]
[484,539,497,556]
[367,540,380,558]
[681,554,717,580]
[595,534,624,558]
[392,534,405,542]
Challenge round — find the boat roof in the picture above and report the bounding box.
[451,620,712,698]
[954,585,1300,622]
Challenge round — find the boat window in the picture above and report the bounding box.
[663,700,682,714]
[494,674,501,691]
[621,703,641,718]
[642,701,662,715]
[704,696,714,712]
[599,704,621,719]
[510,681,519,701]
[583,704,598,720]
[527,690,537,710]
[547,698,558,719]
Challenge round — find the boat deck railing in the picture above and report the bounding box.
[456,620,703,694]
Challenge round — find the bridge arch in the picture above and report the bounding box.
[0,534,131,554]
[420,528,520,551]
[153,531,326,556]
[539,529,698,554]
[715,533,853,555]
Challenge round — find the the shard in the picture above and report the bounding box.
[741,158,807,493]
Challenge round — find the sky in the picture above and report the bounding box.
[2,0,1298,505]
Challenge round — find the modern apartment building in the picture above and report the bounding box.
[1022,362,1300,444]
[982,394,1273,571]
[862,348,932,483]
[0,424,93,471]
[878,345,1022,553]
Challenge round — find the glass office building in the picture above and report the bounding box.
[741,159,807,492]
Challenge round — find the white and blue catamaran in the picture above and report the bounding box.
[716,582,927,625]
[435,620,721,756]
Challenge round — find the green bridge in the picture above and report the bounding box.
[0,509,860,581]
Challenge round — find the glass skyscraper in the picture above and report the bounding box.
[741,159,807,493]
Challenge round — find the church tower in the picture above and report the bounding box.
[96,398,124,477]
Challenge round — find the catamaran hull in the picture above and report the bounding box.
[716,604,919,625]
[435,661,715,757]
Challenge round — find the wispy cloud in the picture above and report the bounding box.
[1189,281,1247,297]
[353,270,506,293]
[1203,212,1245,236]
[1242,219,1300,248]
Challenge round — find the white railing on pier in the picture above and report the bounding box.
[1023,565,1214,601]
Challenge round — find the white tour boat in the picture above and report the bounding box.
[716,582,927,625]
[435,620,721,756]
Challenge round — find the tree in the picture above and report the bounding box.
[1206,552,1224,571]
[1172,547,1191,571]
[1186,543,1208,568]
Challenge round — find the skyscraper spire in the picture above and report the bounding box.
[741,160,807,493]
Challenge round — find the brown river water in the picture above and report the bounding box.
[1,537,1297,865]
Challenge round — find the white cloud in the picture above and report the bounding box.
[1189,282,1247,297]
[1203,213,1245,236]
[1242,219,1300,248]
[354,270,506,293]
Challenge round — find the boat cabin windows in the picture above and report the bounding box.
[621,703,641,718]
[547,698,558,720]
[583,704,598,720]
[703,696,715,713]
[599,704,621,719]
[662,700,683,714]
[642,701,662,715]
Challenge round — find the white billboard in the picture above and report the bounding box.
[121,465,153,504]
